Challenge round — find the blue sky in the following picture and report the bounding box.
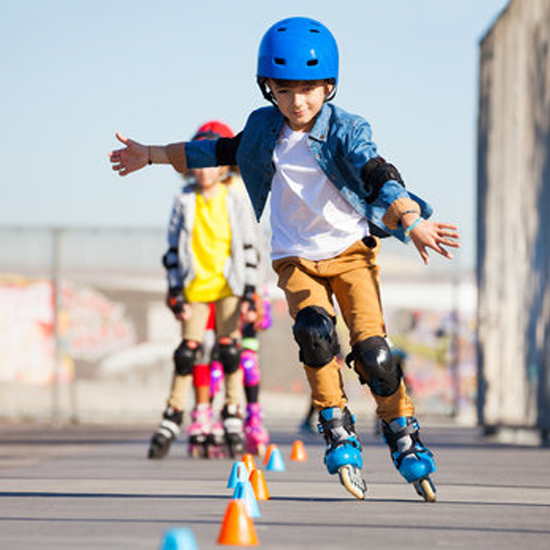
[0,0,509,269]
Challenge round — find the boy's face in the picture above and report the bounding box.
[267,79,333,132]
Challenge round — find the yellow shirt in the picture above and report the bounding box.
[184,185,232,302]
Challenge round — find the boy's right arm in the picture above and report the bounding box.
[109,132,243,176]
[109,132,188,175]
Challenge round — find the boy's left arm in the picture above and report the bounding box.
[348,120,461,263]
[365,164,460,264]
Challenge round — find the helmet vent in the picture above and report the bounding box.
[277,27,287,32]
[307,59,318,66]
[309,29,320,33]
[274,57,286,65]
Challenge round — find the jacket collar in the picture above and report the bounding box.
[308,103,331,142]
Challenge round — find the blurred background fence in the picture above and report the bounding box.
[0,226,476,427]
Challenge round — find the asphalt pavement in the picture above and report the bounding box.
[0,419,549,550]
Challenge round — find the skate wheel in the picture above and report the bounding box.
[148,446,168,459]
[415,477,436,502]
[207,446,224,459]
[148,441,170,460]
[338,465,367,500]
[189,446,205,459]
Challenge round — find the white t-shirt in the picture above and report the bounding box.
[270,124,369,261]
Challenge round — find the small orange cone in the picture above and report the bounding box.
[217,499,259,546]
[263,443,277,465]
[242,453,256,474]
[249,469,270,500]
[290,440,307,461]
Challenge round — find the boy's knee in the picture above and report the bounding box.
[293,306,340,368]
[349,336,402,396]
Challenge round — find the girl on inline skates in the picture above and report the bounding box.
[148,121,259,460]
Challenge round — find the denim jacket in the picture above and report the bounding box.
[184,103,433,242]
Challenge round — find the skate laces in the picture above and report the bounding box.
[318,407,361,451]
[191,404,212,424]
[163,406,183,425]
[245,414,263,429]
[222,404,243,434]
[158,407,183,437]
[245,404,263,426]
[383,417,431,466]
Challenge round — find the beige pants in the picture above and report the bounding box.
[167,295,243,411]
[273,238,414,422]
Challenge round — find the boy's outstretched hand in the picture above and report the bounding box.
[408,219,460,265]
[109,132,149,176]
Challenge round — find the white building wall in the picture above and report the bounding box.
[477,0,550,433]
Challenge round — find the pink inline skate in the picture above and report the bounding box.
[186,404,213,459]
[207,418,226,459]
[244,402,269,457]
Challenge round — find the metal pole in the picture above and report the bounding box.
[51,227,62,425]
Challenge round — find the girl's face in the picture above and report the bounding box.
[267,79,333,132]
[191,166,228,191]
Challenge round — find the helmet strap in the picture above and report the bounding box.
[325,79,337,101]
[257,77,277,105]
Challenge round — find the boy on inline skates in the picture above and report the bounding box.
[110,17,459,501]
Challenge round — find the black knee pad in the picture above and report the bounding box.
[173,339,201,376]
[292,306,340,368]
[349,336,402,397]
[217,338,241,374]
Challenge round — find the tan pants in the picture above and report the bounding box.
[273,238,414,422]
[167,295,243,410]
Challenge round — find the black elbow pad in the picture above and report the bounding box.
[360,157,404,204]
[215,133,242,166]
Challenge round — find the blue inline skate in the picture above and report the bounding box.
[381,416,436,502]
[318,406,367,500]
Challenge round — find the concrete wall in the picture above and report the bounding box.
[477,0,550,438]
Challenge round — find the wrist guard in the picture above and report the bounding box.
[242,284,256,310]
[166,287,185,315]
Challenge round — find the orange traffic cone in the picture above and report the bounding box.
[217,499,259,546]
[263,443,277,465]
[242,453,256,474]
[290,440,307,461]
[249,469,270,500]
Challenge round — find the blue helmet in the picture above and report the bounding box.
[257,17,339,83]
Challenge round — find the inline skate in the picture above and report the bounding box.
[207,419,226,459]
[221,403,245,458]
[186,404,213,459]
[244,403,269,457]
[148,406,183,459]
[381,416,436,502]
[318,406,367,500]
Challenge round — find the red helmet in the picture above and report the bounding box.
[192,120,234,141]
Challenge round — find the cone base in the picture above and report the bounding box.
[217,499,259,546]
